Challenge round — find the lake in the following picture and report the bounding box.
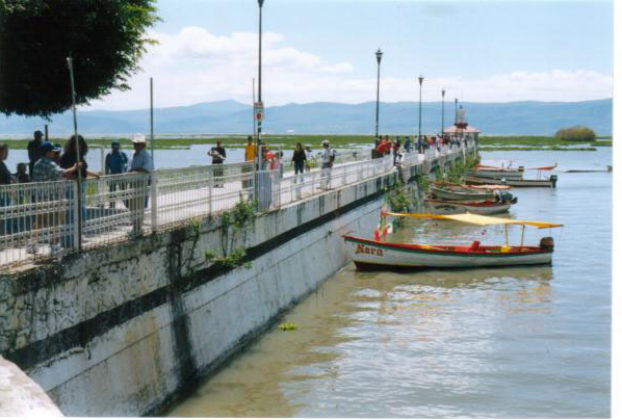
[167,148,612,418]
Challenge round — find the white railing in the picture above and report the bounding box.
[0,144,471,269]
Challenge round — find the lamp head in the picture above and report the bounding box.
[375,48,383,64]
[258,0,264,7]
[442,89,446,97]
[418,75,424,85]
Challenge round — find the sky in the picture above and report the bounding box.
[88,0,614,110]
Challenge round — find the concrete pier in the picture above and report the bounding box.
[0,147,468,416]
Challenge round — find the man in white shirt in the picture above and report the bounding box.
[320,139,335,189]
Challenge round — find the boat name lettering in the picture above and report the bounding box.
[355,244,384,256]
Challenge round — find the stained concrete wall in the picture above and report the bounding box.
[0,169,398,416]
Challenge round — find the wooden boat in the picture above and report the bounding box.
[465,175,558,188]
[424,197,515,215]
[343,212,562,270]
[466,164,524,180]
[429,184,496,201]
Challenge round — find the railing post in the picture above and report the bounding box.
[208,167,213,216]
[150,172,158,234]
[72,180,80,253]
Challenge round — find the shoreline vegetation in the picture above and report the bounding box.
[0,135,612,151]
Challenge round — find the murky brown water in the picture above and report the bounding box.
[168,150,611,418]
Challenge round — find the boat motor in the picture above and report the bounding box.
[539,237,554,251]
[550,174,558,188]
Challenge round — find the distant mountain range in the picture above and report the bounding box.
[0,98,612,137]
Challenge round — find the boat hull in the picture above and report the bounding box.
[343,235,552,270]
[464,176,557,188]
[424,199,513,214]
[465,169,523,180]
[429,185,495,201]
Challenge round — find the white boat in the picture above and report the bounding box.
[343,212,562,270]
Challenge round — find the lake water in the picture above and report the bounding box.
[167,148,611,418]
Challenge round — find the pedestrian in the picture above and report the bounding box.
[209,141,226,188]
[128,134,153,237]
[319,139,335,189]
[392,137,401,164]
[404,136,411,153]
[292,142,306,177]
[0,144,13,234]
[29,142,82,254]
[0,144,12,186]
[243,136,256,191]
[105,140,129,208]
[15,163,30,183]
[27,130,44,177]
[60,134,99,180]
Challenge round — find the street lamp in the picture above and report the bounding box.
[418,75,424,146]
[374,48,383,139]
[256,0,264,172]
[454,97,458,124]
[441,88,446,135]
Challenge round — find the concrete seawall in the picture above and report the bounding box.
[0,165,419,416]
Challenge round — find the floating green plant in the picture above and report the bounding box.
[278,322,297,331]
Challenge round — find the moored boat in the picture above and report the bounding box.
[424,197,515,214]
[344,212,562,270]
[466,165,524,180]
[429,184,497,201]
[464,175,558,188]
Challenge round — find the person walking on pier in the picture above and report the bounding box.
[320,139,335,189]
[128,134,153,237]
[404,136,412,153]
[292,142,306,198]
[105,141,129,208]
[209,141,226,188]
[243,136,256,191]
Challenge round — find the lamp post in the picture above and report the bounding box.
[254,0,264,208]
[454,97,458,124]
[418,75,424,145]
[256,0,264,172]
[374,48,383,139]
[441,88,446,135]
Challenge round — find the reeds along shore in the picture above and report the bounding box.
[0,135,611,150]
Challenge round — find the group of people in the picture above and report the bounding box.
[0,131,154,251]
[372,133,454,162]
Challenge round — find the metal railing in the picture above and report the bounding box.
[0,144,471,269]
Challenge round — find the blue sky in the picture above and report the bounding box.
[89,0,613,110]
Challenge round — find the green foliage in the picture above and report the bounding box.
[0,0,159,117]
[414,174,429,193]
[555,126,596,142]
[206,197,256,271]
[205,248,248,269]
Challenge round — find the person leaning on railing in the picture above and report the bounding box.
[28,142,83,254]
[127,134,153,238]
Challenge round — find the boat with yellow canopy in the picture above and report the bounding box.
[343,212,563,270]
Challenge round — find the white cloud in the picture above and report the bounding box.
[87,27,612,111]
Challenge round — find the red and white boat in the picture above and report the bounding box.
[343,212,562,270]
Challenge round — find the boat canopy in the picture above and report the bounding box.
[383,212,563,229]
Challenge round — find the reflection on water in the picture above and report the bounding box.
[169,150,610,418]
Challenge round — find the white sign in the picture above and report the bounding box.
[254,101,264,121]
